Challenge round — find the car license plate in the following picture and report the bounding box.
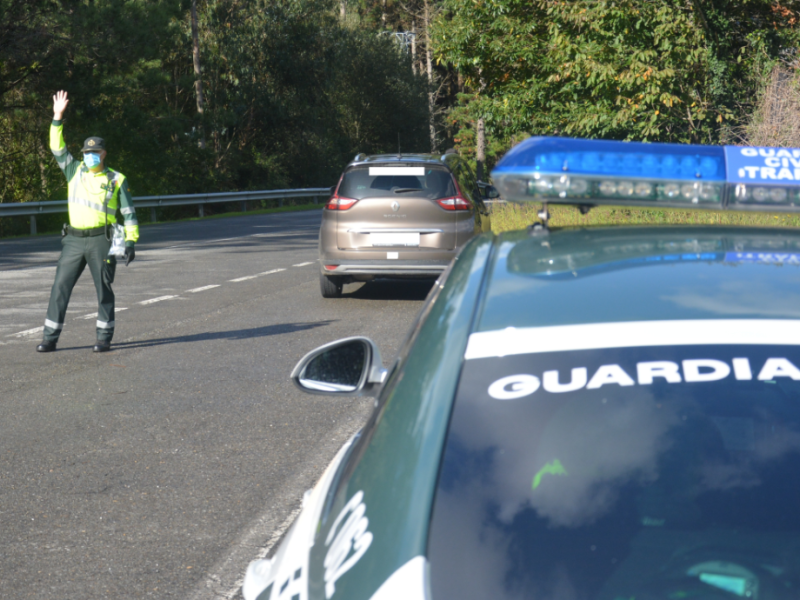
[370,232,420,247]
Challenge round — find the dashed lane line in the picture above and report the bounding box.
[76,308,128,320]
[138,295,179,305]
[187,285,220,293]
[160,227,319,251]
[8,326,44,338]
[230,268,286,282]
[6,261,307,338]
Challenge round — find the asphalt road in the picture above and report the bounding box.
[0,209,434,599]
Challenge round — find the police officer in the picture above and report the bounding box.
[36,90,139,353]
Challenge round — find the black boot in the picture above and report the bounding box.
[93,341,111,353]
[36,341,57,353]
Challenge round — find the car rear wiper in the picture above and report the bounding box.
[393,188,423,194]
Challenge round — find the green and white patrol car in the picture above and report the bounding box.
[244,136,800,600]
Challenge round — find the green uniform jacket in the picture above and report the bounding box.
[50,120,139,245]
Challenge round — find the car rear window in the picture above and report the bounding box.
[428,338,800,600]
[337,165,456,200]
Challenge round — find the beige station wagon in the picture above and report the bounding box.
[318,152,497,297]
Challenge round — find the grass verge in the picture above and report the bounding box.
[490,202,800,234]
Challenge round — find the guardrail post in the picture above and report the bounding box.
[279,198,283,208]
[150,208,157,223]
[199,204,204,218]
[30,216,37,235]
[241,201,247,213]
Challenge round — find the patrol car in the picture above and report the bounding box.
[243,137,800,600]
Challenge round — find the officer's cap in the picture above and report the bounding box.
[81,137,106,152]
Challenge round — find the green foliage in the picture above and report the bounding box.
[197,0,427,189]
[432,0,799,149]
[0,0,428,214]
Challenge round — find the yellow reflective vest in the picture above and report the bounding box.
[50,121,139,244]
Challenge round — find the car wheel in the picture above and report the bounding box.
[320,273,343,298]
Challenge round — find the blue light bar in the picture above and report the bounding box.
[491,137,800,212]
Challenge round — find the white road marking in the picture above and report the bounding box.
[151,223,319,251]
[231,268,286,282]
[139,295,179,305]
[8,326,44,338]
[190,506,302,600]
[0,266,56,279]
[76,307,128,319]
[187,419,362,600]
[292,262,314,267]
[187,285,220,293]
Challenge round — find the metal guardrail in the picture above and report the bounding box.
[0,187,331,234]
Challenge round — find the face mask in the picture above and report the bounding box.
[84,153,102,168]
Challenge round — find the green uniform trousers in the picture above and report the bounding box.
[43,233,116,343]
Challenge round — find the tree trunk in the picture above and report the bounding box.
[411,21,416,75]
[476,75,487,180]
[381,0,386,28]
[340,0,346,22]
[424,0,436,152]
[191,0,206,150]
[476,117,486,181]
[38,142,48,199]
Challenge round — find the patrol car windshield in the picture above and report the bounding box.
[428,339,800,600]
[337,166,456,200]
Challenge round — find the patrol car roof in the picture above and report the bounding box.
[475,226,800,333]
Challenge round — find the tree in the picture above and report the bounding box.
[432,0,800,161]
[0,0,429,225]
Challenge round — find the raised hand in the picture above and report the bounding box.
[53,90,69,120]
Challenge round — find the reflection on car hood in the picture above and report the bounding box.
[506,227,800,279]
[478,227,800,332]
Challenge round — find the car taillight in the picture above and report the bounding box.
[325,195,358,210]
[437,196,472,211]
[324,265,339,271]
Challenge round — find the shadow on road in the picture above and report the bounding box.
[344,279,435,301]
[107,321,335,350]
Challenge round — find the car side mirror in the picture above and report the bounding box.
[479,183,500,199]
[290,337,387,396]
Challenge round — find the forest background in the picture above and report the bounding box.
[1,0,800,235]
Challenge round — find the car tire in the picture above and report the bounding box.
[320,273,343,298]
